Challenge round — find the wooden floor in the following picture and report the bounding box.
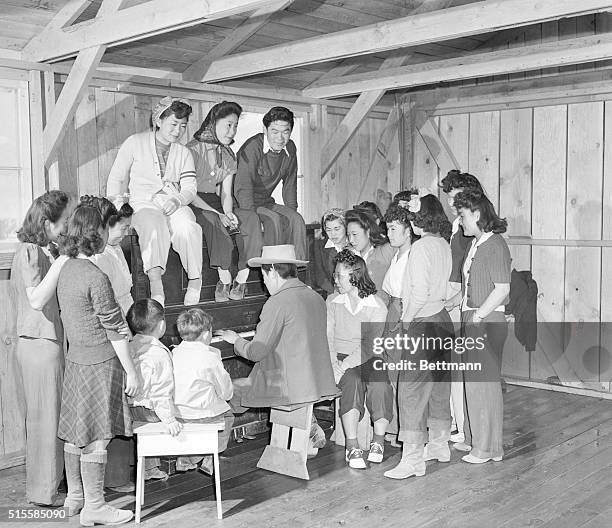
[2,385,612,527]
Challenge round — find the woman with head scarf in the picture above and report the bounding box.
[186,101,262,302]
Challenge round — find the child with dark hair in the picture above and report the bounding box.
[83,196,134,315]
[56,205,137,526]
[451,190,510,465]
[384,194,454,480]
[313,208,349,294]
[187,101,263,302]
[172,308,234,474]
[234,105,307,260]
[107,96,202,307]
[327,249,391,469]
[126,299,181,481]
[345,208,394,296]
[10,190,72,506]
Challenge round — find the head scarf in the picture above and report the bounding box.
[195,110,237,167]
[322,207,346,225]
[152,96,190,127]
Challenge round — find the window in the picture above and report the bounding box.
[232,111,304,211]
[0,79,32,249]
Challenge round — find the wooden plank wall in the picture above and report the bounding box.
[410,101,612,391]
[319,112,400,219]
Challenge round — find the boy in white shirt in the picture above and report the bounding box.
[126,299,182,481]
[172,308,234,474]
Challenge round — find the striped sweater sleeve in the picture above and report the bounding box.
[177,148,197,206]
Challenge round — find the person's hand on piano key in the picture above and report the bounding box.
[214,329,240,344]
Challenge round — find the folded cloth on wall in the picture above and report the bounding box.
[505,269,538,352]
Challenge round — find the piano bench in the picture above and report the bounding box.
[257,395,339,480]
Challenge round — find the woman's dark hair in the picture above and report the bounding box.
[194,101,243,142]
[58,205,106,258]
[453,190,507,234]
[333,249,376,298]
[411,194,452,242]
[151,101,192,129]
[263,106,294,129]
[17,190,70,249]
[354,201,382,222]
[261,262,298,279]
[127,298,165,336]
[392,189,418,205]
[344,209,387,247]
[439,170,484,195]
[384,204,418,242]
[79,196,133,228]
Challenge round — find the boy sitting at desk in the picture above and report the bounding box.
[172,308,234,474]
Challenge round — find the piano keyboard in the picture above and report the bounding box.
[210,330,255,344]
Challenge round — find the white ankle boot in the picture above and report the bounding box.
[384,443,426,479]
[63,444,84,517]
[423,427,451,463]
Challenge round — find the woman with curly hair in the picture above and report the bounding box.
[56,205,138,525]
[313,208,349,295]
[106,96,202,307]
[452,189,510,465]
[10,190,72,506]
[327,249,393,469]
[384,194,454,480]
[345,208,394,296]
[186,101,263,302]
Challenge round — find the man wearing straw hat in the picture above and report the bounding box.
[217,245,337,446]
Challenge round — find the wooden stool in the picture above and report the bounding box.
[133,421,224,522]
[257,396,337,480]
[331,398,373,450]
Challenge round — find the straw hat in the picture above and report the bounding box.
[247,244,308,267]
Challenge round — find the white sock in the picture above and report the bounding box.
[218,269,232,284]
[235,268,250,284]
[187,277,202,291]
[150,278,164,301]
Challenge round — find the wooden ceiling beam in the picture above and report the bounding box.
[43,0,127,166]
[23,0,276,63]
[199,0,612,82]
[182,0,293,82]
[304,33,612,98]
[320,56,405,177]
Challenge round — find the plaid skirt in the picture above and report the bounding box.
[58,357,133,447]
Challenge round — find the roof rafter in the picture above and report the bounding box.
[303,33,612,98]
[197,0,612,82]
[22,0,277,63]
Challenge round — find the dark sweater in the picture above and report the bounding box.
[450,223,473,283]
[234,133,298,211]
[57,258,125,365]
[312,239,337,295]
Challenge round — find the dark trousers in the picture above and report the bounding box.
[192,193,260,271]
[462,310,506,459]
[338,358,394,423]
[382,297,402,434]
[256,203,307,260]
[234,208,264,261]
[397,309,454,444]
